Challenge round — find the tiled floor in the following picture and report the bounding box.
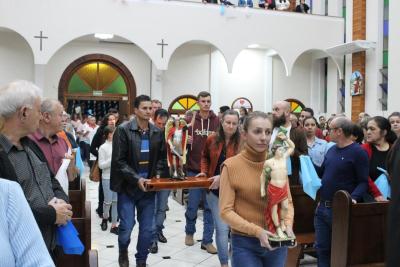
[87,179,317,267]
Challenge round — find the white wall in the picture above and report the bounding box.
[211,49,271,112]
[163,44,211,110]
[0,0,344,73]
[272,55,312,107]
[44,40,152,99]
[0,31,34,86]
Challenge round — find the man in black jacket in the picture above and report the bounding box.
[111,95,166,267]
[0,80,72,257]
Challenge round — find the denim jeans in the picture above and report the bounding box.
[184,171,214,245]
[238,0,253,7]
[102,179,118,224]
[231,234,288,267]
[152,189,171,242]
[118,192,155,265]
[314,204,333,267]
[206,192,230,265]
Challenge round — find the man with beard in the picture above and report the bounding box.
[271,101,308,185]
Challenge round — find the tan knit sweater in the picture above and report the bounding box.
[219,143,294,238]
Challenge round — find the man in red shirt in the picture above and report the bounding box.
[29,99,77,193]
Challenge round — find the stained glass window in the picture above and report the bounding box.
[169,95,200,115]
[67,62,127,95]
[285,99,305,114]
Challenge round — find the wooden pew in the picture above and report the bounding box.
[69,179,86,218]
[56,201,98,267]
[285,185,318,267]
[331,190,389,267]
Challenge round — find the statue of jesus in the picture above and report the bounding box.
[261,132,296,246]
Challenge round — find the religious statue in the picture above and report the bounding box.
[261,131,296,247]
[165,117,188,179]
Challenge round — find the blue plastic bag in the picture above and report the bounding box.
[375,167,391,199]
[56,221,85,255]
[299,155,321,200]
[75,147,85,176]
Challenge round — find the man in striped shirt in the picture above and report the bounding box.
[111,95,166,267]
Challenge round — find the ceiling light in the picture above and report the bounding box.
[94,33,114,40]
[248,44,260,49]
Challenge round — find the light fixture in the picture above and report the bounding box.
[248,44,260,49]
[94,33,114,40]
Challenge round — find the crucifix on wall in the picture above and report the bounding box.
[34,31,48,51]
[157,39,168,58]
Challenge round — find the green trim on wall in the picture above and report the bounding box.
[68,74,91,93]
[103,76,127,94]
[383,51,389,67]
[384,0,389,7]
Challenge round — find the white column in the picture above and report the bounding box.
[326,58,340,115]
[311,0,325,15]
[344,0,353,117]
[328,0,343,17]
[34,64,49,96]
[150,62,163,105]
[209,47,219,112]
[365,0,383,115]
[310,59,325,113]
[264,54,273,113]
[388,0,400,113]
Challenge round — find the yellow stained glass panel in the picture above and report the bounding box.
[188,98,197,109]
[178,98,188,109]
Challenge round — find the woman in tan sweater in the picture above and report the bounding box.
[219,111,294,267]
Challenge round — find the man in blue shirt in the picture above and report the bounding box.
[314,117,368,267]
[111,95,166,267]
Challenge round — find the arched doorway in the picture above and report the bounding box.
[58,54,136,119]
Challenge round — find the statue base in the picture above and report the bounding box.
[268,236,296,248]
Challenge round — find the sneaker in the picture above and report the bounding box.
[149,241,158,254]
[201,243,218,254]
[110,226,119,235]
[185,235,194,246]
[118,250,129,267]
[100,219,108,231]
[158,232,167,243]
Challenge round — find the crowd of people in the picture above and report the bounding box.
[0,79,399,267]
[203,0,311,14]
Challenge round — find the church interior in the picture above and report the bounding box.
[0,0,398,266]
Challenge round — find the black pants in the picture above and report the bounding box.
[97,177,104,216]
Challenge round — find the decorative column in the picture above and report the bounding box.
[351,0,366,121]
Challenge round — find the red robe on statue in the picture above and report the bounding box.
[265,182,289,234]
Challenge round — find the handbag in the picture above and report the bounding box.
[89,160,100,182]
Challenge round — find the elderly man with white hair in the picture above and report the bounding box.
[0,80,72,258]
[29,99,78,193]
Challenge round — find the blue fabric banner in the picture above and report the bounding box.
[299,155,321,200]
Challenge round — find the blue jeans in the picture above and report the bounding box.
[314,204,333,267]
[152,189,171,242]
[206,192,230,265]
[238,0,253,7]
[184,171,214,245]
[231,234,288,267]
[102,179,118,224]
[118,193,155,265]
